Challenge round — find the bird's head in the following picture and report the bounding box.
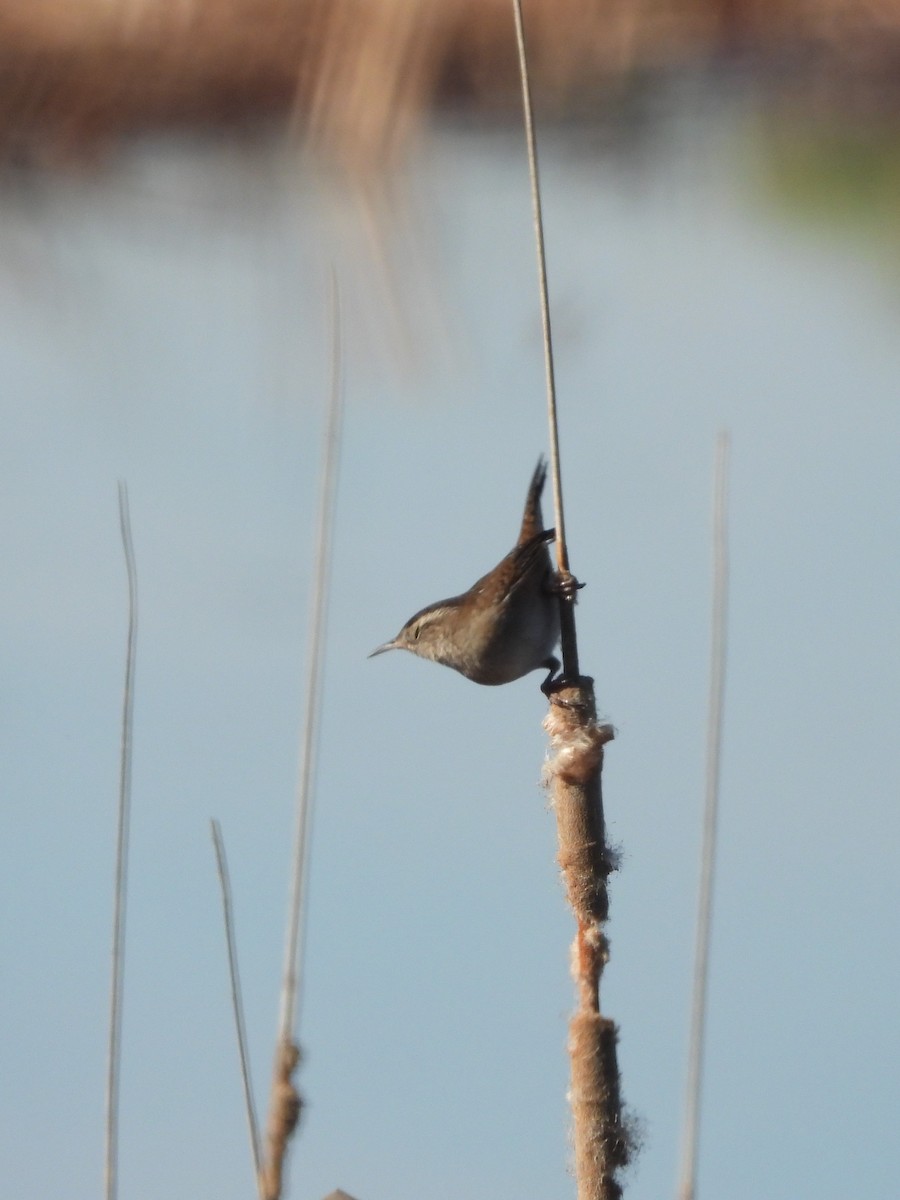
[369,600,465,669]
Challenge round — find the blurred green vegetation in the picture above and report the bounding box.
[758,117,900,237]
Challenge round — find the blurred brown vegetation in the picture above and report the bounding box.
[2,0,900,169]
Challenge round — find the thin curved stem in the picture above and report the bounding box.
[211,819,263,1188]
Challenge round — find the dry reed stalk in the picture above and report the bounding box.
[260,274,344,1200]
[511,1,631,1193]
[676,430,730,1200]
[105,481,138,1200]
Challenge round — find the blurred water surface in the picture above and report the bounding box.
[1,89,898,1200]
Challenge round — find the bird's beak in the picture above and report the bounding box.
[368,639,399,659]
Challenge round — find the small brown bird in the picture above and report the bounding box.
[369,459,560,686]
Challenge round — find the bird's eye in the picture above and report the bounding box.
[413,625,421,640]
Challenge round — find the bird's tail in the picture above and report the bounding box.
[518,455,548,545]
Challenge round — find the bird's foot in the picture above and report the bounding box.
[548,569,585,601]
[540,657,562,696]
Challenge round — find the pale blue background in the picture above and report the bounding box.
[2,96,898,1199]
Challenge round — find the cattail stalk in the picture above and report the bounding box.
[511,2,630,1195]
[544,688,626,1200]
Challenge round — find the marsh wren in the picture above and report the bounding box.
[369,459,561,686]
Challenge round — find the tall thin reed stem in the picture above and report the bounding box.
[105,481,138,1200]
[510,0,579,678]
[279,271,343,1042]
[677,431,730,1200]
[261,273,344,1200]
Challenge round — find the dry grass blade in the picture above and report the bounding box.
[260,273,344,1200]
[677,430,730,1200]
[210,818,263,1190]
[106,481,137,1200]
